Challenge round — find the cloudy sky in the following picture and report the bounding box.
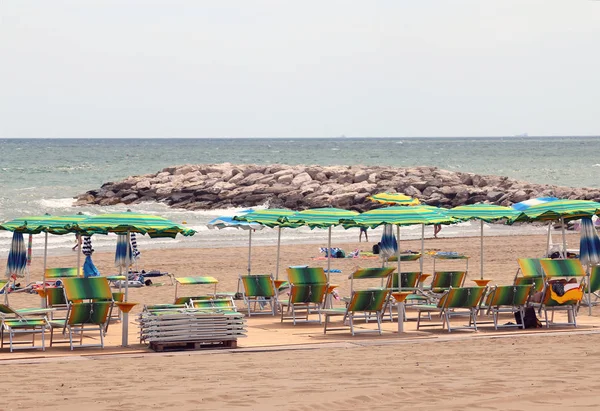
[1,0,599,138]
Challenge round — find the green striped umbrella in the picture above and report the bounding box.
[233,209,299,279]
[72,211,195,347]
[509,199,600,259]
[448,204,520,279]
[368,192,420,206]
[71,212,196,239]
[287,208,360,280]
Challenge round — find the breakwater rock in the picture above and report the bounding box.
[75,163,600,211]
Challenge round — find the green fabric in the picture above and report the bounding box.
[350,267,395,280]
[240,275,276,297]
[590,266,600,293]
[448,204,520,223]
[289,283,327,304]
[45,267,79,279]
[71,212,195,238]
[175,276,219,285]
[233,209,299,228]
[286,267,327,284]
[348,205,455,229]
[62,277,113,301]
[67,302,112,325]
[509,200,600,223]
[0,215,87,235]
[174,296,211,305]
[46,288,67,306]
[388,254,422,262]
[540,259,586,278]
[190,299,236,311]
[3,318,47,328]
[286,208,359,228]
[514,276,544,293]
[440,287,485,309]
[486,285,532,307]
[368,193,420,206]
[517,258,545,278]
[347,289,388,312]
[431,271,466,289]
[387,272,421,289]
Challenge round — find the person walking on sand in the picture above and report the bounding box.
[72,234,82,251]
[434,224,442,239]
[359,227,369,242]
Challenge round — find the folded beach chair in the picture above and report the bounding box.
[0,304,52,352]
[173,276,219,305]
[481,285,533,330]
[534,259,586,328]
[189,297,238,313]
[322,289,390,336]
[280,267,328,324]
[238,274,278,317]
[513,258,545,293]
[49,277,114,350]
[414,286,486,333]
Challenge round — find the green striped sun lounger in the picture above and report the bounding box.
[189,297,238,313]
[481,285,533,330]
[239,274,278,317]
[286,267,327,284]
[322,289,390,336]
[280,267,330,324]
[513,258,546,293]
[414,286,486,333]
[174,276,219,304]
[0,304,53,352]
[49,277,114,350]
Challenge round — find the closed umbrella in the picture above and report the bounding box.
[579,217,600,315]
[379,224,398,261]
[82,236,100,278]
[6,232,27,281]
[448,204,520,279]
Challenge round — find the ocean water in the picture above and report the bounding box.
[1,136,598,257]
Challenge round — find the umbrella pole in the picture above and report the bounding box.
[247,230,252,275]
[122,231,130,347]
[561,217,568,259]
[327,226,332,283]
[396,225,401,289]
[42,232,48,308]
[76,234,81,277]
[420,224,425,274]
[480,220,484,280]
[546,222,552,257]
[275,227,282,280]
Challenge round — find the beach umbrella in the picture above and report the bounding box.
[71,211,196,347]
[448,204,520,279]
[351,206,455,285]
[131,232,141,260]
[5,232,27,280]
[511,197,558,211]
[207,214,264,275]
[579,217,600,315]
[26,234,33,284]
[368,192,420,206]
[82,236,100,278]
[233,208,298,279]
[115,233,133,270]
[510,200,600,258]
[287,208,360,281]
[379,224,398,260]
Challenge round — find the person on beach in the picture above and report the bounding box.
[359,227,368,242]
[434,224,442,238]
[72,234,82,251]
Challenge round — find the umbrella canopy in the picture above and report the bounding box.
[351,205,454,228]
[71,212,195,238]
[580,217,600,267]
[368,192,420,206]
[6,232,27,280]
[448,204,520,279]
[233,208,298,228]
[509,200,600,223]
[0,214,88,235]
[511,197,558,211]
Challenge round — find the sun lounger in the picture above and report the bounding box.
[174,276,219,305]
[535,259,586,327]
[513,258,545,293]
[280,267,329,324]
[188,297,238,313]
[0,304,53,352]
[238,274,278,316]
[481,285,533,330]
[414,286,486,333]
[49,277,114,350]
[43,267,81,319]
[322,289,390,336]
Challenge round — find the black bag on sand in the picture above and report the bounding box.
[372,243,380,255]
[515,307,542,328]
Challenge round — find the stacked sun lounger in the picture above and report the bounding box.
[138,305,246,352]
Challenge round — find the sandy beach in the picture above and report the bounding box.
[2,230,599,410]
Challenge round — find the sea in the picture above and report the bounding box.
[1,136,599,258]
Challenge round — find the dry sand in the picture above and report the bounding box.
[2,231,599,410]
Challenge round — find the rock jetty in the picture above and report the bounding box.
[75,163,600,211]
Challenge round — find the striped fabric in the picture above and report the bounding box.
[350,267,395,280]
[190,298,237,312]
[448,204,520,223]
[62,277,113,301]
[386,272,421,289]
[439,287,485,309]
[66,302,112,325]
[368,193,420,206]
[82,236,93,256]
[72,212,196,238]
[233,208,298,228]
[46,288,67,306]
[511,197,558,211]
[430,271,467,289]
[540,259,586,278]
[288,283,328,304]
[2,318,48,328]
[509,199,600,223]
[174,296,211,305]
[0,215,87,235]
[347,289,389,312]
[175,276,219,285]
[45,267,80,278]
[350,206,454,229]
[517,258,545,278]
[590,266,600,293]
[6,232,27,279]
[286,267,327,284]
[388,253,422,262]
[485,285,532,307]
[287,208,359,228]
[130,232,141,259]
[240,275,276,297]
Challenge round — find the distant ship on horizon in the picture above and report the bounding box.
[514,133,529,137]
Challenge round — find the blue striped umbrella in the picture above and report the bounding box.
[82,236,100,278]
[579,217,600,314]
[115,234,133,271]
[379,224,398,259]
[511,197,558,211]
[6,232,27,280]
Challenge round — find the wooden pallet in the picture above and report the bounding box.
[149,339,237,352]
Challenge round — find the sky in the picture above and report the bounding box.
[1,0,599,138]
